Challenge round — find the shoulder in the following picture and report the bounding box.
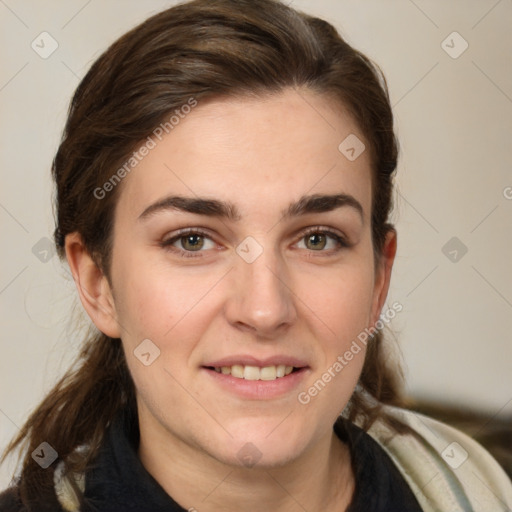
[0,485,25,512]
[366,405,512,512]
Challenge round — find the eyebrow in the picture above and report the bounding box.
[138,193,364,222]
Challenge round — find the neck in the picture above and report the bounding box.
[137,413,354,512]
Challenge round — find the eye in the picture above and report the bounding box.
[296,228,348,253]
[160,226,349,259]
[160,229,216,257]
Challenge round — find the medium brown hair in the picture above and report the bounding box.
[2,0,406,506]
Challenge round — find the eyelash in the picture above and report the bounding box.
[160,227,349,259]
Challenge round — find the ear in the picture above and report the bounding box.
[65,232,121,338]
[369,228,397,326]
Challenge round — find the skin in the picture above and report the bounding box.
[66,87,397,511]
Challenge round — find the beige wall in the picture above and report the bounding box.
[1,0,511,486]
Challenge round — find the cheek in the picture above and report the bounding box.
[112,252,176,334]
[296,256,376,343]
[294,264,373,417]
[114,263,215,411]
[112,252,225,350]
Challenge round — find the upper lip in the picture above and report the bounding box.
[203,355,309,368]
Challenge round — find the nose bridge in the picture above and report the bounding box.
[226,238,296,335]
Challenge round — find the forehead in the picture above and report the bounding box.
[116,88,372,222]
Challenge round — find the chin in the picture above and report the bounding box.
[209,440,304,470]
[208,418,311,470]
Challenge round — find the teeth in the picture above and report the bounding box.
[231,365,244,378]
[213,364,297,381]
[260,366,276,380]
[244,365,261,380]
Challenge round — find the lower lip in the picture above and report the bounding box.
[202,367,309,400]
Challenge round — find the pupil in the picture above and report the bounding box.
[183,235,203,250]
[307,233,326,250]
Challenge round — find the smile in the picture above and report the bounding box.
[202,355,309,399]
[211,364,296,381]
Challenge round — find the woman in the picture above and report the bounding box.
[1,0,511,510]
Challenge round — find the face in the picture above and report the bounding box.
[100,88,394,468]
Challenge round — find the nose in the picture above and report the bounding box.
[224,244,297,339]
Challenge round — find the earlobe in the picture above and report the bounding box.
[370,229,397,326]
[65,232,121,339]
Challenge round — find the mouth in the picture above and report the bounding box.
[201,357,309,399]
[204,364,301,381]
